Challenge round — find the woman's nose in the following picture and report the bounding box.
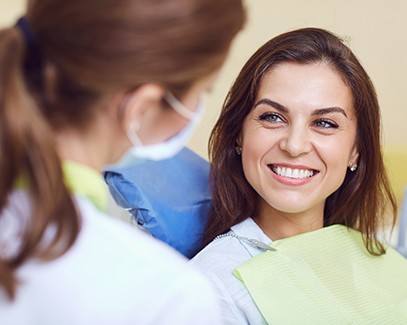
[278,125,313,157]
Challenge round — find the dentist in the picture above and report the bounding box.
[0,0,245,324]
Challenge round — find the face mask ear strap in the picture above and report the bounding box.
[164,91,196,121]
[126,120,143,147]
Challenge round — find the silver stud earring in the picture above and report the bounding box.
[235,146,242,155]
[349,163,358,172]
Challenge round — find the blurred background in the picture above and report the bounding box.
[1,0,406,203]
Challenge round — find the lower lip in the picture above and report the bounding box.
[268,167,316,186]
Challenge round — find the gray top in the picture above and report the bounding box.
[190,217,272,325]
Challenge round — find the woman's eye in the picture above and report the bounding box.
[259,112,284,123]
[314,119,338,129]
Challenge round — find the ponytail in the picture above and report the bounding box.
[0,27,80,300]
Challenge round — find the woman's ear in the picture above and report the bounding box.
[235,133,243,148]
[234,134,243,155]
[349,147,359,167]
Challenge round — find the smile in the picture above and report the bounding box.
[270,165,317,179]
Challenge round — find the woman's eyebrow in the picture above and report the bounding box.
[311,107,348,118]
[254,98,288,113]
[254,98,348,118]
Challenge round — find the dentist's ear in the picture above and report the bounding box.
[118,84,165,129]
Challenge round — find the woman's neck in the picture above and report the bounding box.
[254,201,324,241]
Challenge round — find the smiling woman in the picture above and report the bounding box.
[241,62,358,233]
[190,28,407,324]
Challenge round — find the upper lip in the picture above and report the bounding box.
[268,163,318,171]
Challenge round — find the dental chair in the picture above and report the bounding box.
[384,146,407,258]
[396,188,407,257]
[104,147,211,258]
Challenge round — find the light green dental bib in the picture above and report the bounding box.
[234,225,407,324]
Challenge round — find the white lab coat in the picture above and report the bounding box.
[0,190,221,324]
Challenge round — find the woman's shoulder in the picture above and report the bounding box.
[191,233,251,270]
[190,217,269,275]
[189,218,269,325]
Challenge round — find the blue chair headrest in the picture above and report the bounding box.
[104,147,211,258]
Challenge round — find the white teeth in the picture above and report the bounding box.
[273,166,314,179]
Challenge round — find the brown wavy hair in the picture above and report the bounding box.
[0,0,245,299]
[204,28,397,255]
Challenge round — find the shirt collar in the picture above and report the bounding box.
[231,217,272,256]
[62,161,108,212]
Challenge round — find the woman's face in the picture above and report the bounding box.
[240,62,358,221]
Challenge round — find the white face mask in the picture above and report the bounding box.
[126,91,204,161]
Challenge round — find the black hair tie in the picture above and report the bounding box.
[15,16,44,82]
[16,17,38,51]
